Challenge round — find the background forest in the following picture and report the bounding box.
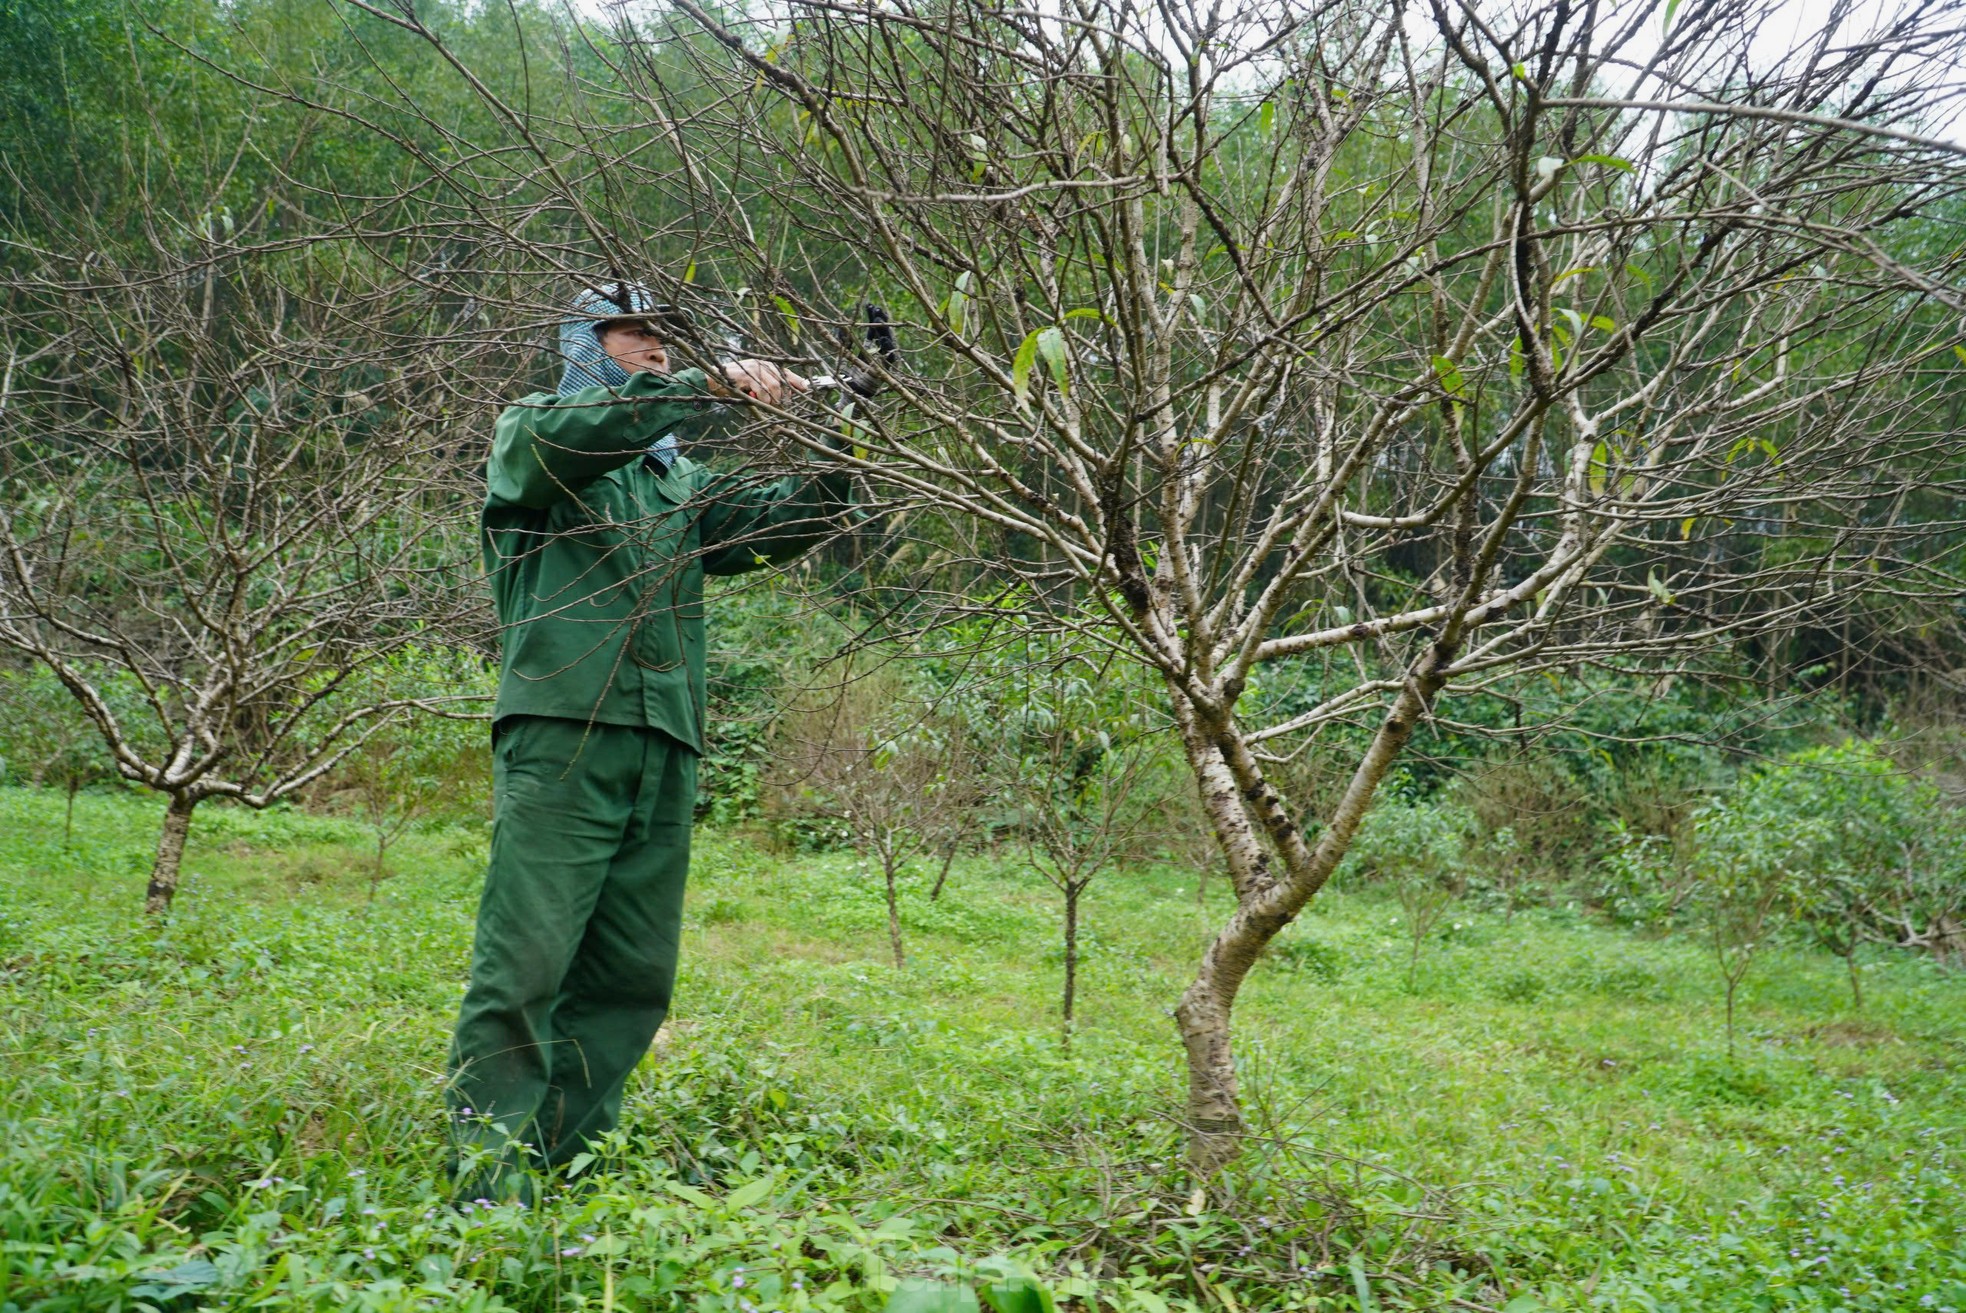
[4,0,1966,1308]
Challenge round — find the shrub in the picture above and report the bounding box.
[0,662,158,840]
[1342,795,1474,988]
[1266,932,1345,982]
[1595,738,1966,1002]
[1745,741,1966,998]
[0,665,116,838]
[1447,757,1592,878]
[1490,966,1549,1003]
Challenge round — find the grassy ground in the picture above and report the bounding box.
[1,785,1962,1312]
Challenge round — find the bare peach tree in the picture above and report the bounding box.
[0,241,499,914]
[185,0,1966,1171]
[1013,699,1162,1045]
[769,672,976,968]
[619,0,1966,1172]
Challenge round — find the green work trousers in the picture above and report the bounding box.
[447,715,696,1194]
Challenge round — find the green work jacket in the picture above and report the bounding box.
[483,367,848,752]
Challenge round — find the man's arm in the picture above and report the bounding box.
[693,455,855,576]
[486,369,726,510]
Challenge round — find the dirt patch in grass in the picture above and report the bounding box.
[697,924,858,966]
[1801,1018,1901,1047]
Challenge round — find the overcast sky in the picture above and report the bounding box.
[581,0,1966,148]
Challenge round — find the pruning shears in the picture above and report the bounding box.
[807,304,901,398]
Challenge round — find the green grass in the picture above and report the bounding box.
[2,785,1962,1312]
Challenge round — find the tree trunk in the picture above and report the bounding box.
[1061,880,1080,1048]
[1174,940,1256,1178]
[883,859,906,969]
[1168,715,1277,1178]
[64,780,79,846]
[1168,647,1451,1178]
[1724,976,1738,1060]
[145,791,198,916]
[1930,914,1965,971]
[930,841,957,902]
[1844,947,1863,1010]
[369,837,388,907]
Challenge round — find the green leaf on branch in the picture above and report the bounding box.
[726,1175,774,1209]
[842,413,870,459]
[1432,354,1465,396]
[944,272,971,338]
[129,1259,220,1301]
[663,1179,716,1208]
[1036,325,1069,397]
[1589,441,1610,496]
[771,294,801,344]
[1572,153,1635,172]
[1011,328,1041,408]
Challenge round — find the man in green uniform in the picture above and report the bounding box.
[448,283,842,1197]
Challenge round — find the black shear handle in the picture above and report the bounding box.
[831,304,899,398]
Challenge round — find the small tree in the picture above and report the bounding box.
[0,236,499,914]
[1017,720,1160,1045]
[1347,799,1471,991]
[1798,863,1874,1010]
[771,673,971,968]
[1781,745,1964,1004]
[1689,798,1806,1058]
[1482,826,1525,927]
[330,651,494,904]
[936,623,1179,1032]
[1729,741,1957,1007]
[0,665,120,844]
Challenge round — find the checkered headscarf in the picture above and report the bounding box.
[558,282,681,469]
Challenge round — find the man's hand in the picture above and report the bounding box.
[716,359,809,405]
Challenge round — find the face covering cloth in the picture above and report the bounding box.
[558,283,681,471]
